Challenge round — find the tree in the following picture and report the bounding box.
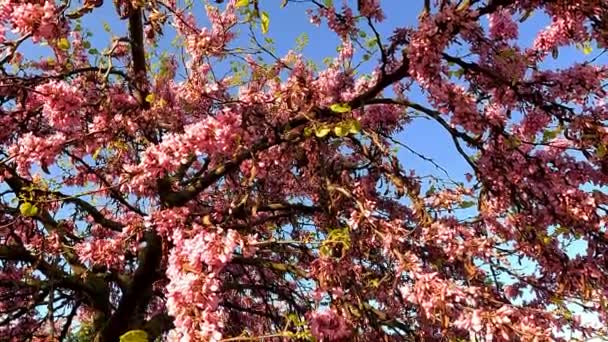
[0,0,607,340]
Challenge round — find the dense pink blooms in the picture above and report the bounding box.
[1,0,608,341]
[1,0,63,42]
[166,226,244,341]
[34,80,85,130]
[358,0,384,22]
[9,132,66,174]
[533,14,587,56]
[76,237,126,270]
[488,10,518,40]
[308,309,351,341]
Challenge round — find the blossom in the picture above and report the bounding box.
[4,0,63,42]
[2,1,608,341]
[308,309,351,341]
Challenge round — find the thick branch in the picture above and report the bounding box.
[99,231,163,341]
[128,8,149,107]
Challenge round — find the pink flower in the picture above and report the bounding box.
[488,10,518,40]
[308,309,351,341]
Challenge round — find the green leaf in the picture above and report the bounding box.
[365,37,378,49]
[102,22,111,33]
[498,48,516,59]
[323,0,333,7]
[507,136,521,149]
[597,144,607,159]
[519,9,534,22]
[119,330,148,342]
[451,68,464,79]
[295,32,308,52]
[145,93,155,103]
[92,147,102,160]
[260,11,270,34]
[334,125,348,137]
[456,0,470,11]
[235,0,248,7]
[542,129,558,142]
[347,120,361,134]
[303,127,313,138]
[460,201,475,209]
[82,41,91,49]
[57,38,71,51]
[88,48,99,55]
[582,41,593,55]
[20,202,39,217]
[315,126,331,138]
[329,103,351,113]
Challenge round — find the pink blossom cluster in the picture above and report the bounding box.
[532,64,608,104]
[76,236,127,270]
[166,226,250,341]
[9,132,66,175]
[408,8,488,133]
[307,309,352,341]
[0,0,63,42]
[308,5,356,38]
[488,10,518,40]
[125,110,243,194]
[358,0,384,22]
[34,80,85,131]
[312,67,353,106]
[171,2,237,64]
[532,14,588,57]
[452,306,558,341]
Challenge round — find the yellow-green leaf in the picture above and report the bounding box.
[235,0,248,8]
[498,48,516,59]
[460,201,475,209]
[582,41,593,55]
[92,147,102,160]
[334,125,348,137]
[348,120,361,134]
[57,38,71,51]
[120,330,148,342]
[519,9,534,23]
[329,103,351,113]
[144,93,155,103]
[597,144,607,159]
[303,127,313,138]
[260,11,270,34]
[456,0,470,11]
[314,126,331,138]
[542,129,558,142]
[20,202,39,217]
[507,136,521,149]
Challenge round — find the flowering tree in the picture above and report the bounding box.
[1,0,607,340]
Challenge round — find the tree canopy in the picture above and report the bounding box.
[1,0,608,341]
